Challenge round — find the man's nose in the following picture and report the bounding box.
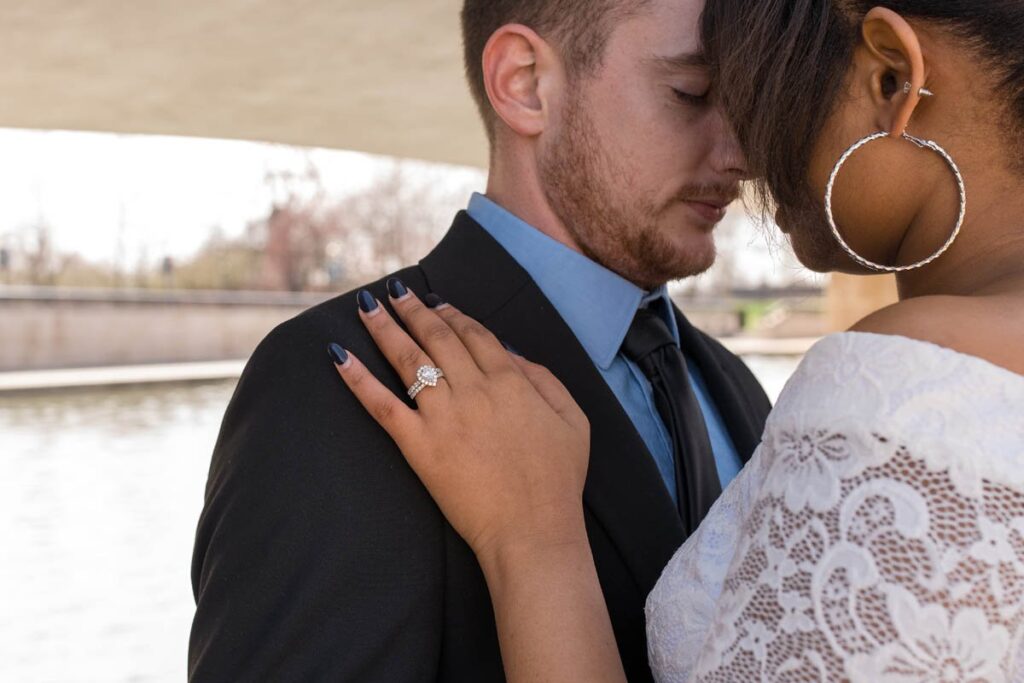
[709,108,750,180]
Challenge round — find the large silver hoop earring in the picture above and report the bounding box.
[824,131,967,273]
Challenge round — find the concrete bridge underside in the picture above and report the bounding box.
[0,0,487,168]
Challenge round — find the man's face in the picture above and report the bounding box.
[538,0,745,290]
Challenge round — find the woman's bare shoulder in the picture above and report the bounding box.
[849,294,1024,375]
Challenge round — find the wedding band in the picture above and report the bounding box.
[408,365,445,399]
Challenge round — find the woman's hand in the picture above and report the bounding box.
[329,281,591,565]
[329,280,626,683]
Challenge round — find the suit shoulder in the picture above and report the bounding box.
[250,264,427,361]
[204,263,437,503]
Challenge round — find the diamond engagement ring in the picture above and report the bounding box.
[407,365,445,400]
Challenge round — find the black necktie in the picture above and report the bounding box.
[621,308,722,533]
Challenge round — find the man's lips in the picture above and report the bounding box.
[681,196,735,223]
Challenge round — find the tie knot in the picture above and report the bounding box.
[621,308,677,364]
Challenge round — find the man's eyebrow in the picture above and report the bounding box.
[654,51,709,70]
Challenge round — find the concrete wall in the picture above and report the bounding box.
[826,274,899,332]
[0,287,809,371]
[0,288,330,371]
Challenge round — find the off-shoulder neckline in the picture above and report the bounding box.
[812,330,1024,384]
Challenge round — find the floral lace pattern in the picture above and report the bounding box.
[646,332,1024,682]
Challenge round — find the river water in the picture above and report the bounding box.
[0,356,797,683]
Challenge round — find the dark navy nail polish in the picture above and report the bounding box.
[424,293,445,309]
[357,290,379,313]
[386,278,408,299]
[501,341,523,357]
[328,342,349,365]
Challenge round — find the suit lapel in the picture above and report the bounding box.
[672,306,763,463]
[420,214,686,593]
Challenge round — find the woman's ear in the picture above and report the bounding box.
[481,24,562,139]
[860,6,928,136]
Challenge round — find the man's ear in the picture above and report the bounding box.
[860,7,929,136]
[482,24,563,138]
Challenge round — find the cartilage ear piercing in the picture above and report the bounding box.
[903,81,934,98]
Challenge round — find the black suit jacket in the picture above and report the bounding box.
[189,212,772,682]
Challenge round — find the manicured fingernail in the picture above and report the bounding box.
[424,293,446,309]
[386,278,409,300]
[501,341,523,357]
[357,290,379,314]
[328,342,349,366]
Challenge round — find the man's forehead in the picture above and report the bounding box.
[643,0,706,31]
[625,0,706,65]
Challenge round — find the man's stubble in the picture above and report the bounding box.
[538,88,718,290]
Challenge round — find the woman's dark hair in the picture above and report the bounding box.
[700,1,1024,212]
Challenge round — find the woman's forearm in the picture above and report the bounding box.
[477,521,628,683]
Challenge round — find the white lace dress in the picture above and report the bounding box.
[646,332,1024,682]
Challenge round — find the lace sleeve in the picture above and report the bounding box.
[691,416,1024,683]
[646,440,770,683]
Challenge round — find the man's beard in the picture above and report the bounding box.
[538,93,719,290]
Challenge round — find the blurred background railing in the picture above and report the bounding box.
[0,284,829,373]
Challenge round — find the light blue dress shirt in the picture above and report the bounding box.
[467,193,743,503]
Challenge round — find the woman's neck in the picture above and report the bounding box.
[895,171,1024,300]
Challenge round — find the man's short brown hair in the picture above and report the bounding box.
[460,0,648,141]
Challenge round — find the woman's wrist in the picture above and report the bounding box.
[475,512,591,584]
[474,512,626,683]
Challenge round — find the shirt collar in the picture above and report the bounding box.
[467,193,679,370]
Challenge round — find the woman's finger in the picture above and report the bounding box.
[429,297,518,375]
[330,343,422,447]
[384,280,479,383]
[510,354,588,431]
[356,289,450,404]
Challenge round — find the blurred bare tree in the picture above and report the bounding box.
[323,164,452,285]
[25,220,56,285]
[170,227,263,290]
[0,157,474,293]
[170,158,465,292]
